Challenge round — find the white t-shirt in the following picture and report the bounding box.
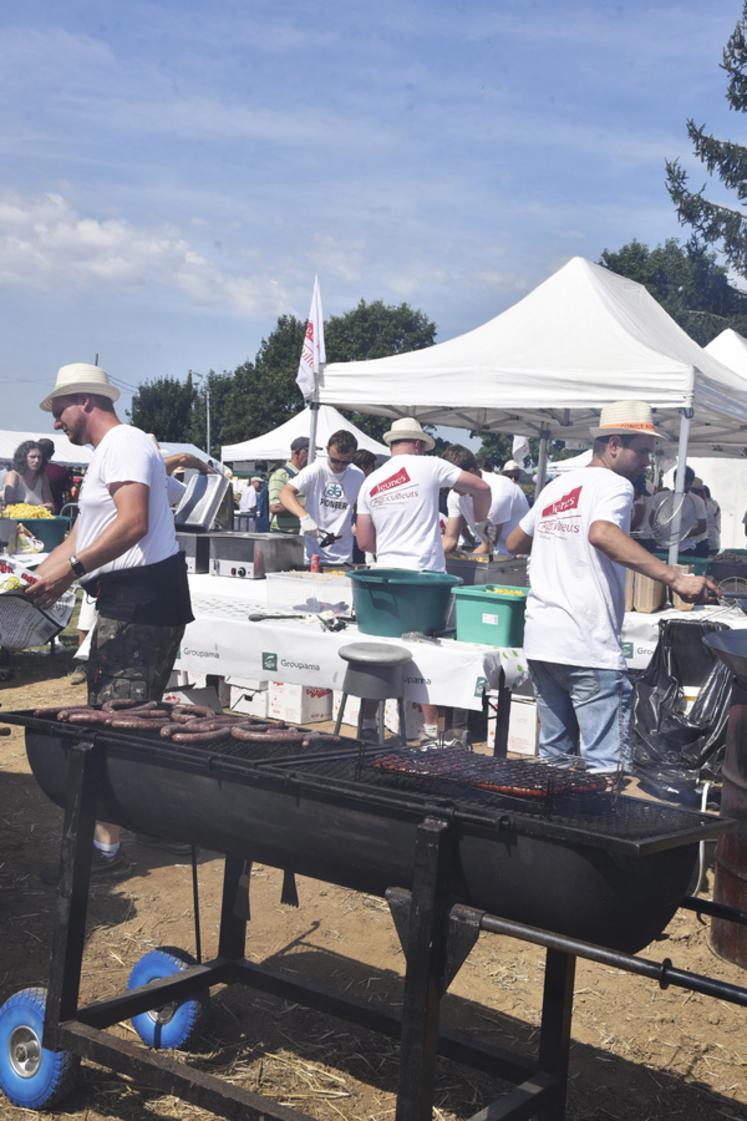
[519,466,634,670]
[76,425,178,579]
[166,474,187,507]
[357,454,461,571]
[291,458,364,563]
[446,472,526,554]
[446,488,477,542]
[239,484,257,513]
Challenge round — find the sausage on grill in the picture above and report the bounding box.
[102,699,147,713]
[230,726,305,745]
[171,727,231,745]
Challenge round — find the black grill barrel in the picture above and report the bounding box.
[0,706,729,956]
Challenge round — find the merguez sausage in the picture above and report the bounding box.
[102,699,144,712]
[230,726,305,745]
[171,728,231,745]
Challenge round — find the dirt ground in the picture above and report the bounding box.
[0,641,745,1121]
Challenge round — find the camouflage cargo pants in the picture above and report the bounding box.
[87,617,185,706]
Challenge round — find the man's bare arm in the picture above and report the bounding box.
[27,483,149,606]
[355,513,376,554]
[452,471,490,521]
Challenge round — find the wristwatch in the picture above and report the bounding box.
[69,554,86,577]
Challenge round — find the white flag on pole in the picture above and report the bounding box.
[511,433,531,466]
[296,276,326,400]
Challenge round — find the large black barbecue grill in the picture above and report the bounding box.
[0,707,745,1121]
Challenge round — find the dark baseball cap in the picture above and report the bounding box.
[291,436,310,452]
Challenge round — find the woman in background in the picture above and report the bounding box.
[3,440,54,510]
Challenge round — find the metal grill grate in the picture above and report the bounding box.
[370,748,612,797]
[265,750,720,845]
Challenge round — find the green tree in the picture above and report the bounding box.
[325,299,437,441]
[130,374,196,440]
[666,3,747,278]
[128,299,437,455]
[600,238,747,344]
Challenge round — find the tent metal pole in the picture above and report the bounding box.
[308,370,324,465]
[535,431,550,496]
[667,408,693,566]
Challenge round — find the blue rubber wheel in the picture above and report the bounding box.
[0,987,79,1109]
[128,946,208,1049]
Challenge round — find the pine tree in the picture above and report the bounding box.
[666,3,747,277]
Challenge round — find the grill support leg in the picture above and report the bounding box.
[218,856,251,960]
[43,739,99,1049]
[394,817,451,1121]
[537,949,575,1121]
[492,669,511,758]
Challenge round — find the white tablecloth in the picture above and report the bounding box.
[621,603,747,669]
[172,574,526,710]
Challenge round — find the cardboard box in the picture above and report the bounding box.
[229,683,270,718]
[633,572,666,613]
[332,690,361,729]
[506,696,539,756]
[670,564,695,612]
[268,682,332,724]
[332,691,424,740]
[161,684,222,710]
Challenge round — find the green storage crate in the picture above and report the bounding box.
[452,584,528,646]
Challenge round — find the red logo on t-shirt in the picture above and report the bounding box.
[370,466,411,497]
[542,485,582,518]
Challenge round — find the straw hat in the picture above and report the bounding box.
[590,400,665,440]
[383,417,435,451]
[40,363,120,412]
[502,459,522,473]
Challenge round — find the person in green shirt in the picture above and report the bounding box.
[269,436,309,533]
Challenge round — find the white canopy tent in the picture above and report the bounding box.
[320,257,747,559]
[319,256,747,449]
[0,430,94,466]
[684,329,747,548]
[221,405,388,463]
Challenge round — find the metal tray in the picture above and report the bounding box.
[174,473,233,531]
[446,555,528,587]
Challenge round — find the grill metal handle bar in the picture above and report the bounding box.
[680,893,747,927]
[478,912,747,1008]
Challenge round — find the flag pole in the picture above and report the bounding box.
[296,276,326,466]
[308,370,324,465]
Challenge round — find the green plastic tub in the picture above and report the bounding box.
[349,569,463,637]
[11,516,70,552]
[452,584,528,646]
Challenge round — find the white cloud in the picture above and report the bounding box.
[0,191,290,317]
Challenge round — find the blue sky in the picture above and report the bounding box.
[1,1,743,435]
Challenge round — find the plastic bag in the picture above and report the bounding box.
[632,618,732,800]
[15,523,44,554]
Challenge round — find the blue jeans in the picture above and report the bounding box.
[527,660,633,772]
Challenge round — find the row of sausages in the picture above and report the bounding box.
[31,699,348,750]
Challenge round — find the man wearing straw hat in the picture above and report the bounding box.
[28,362,194,878]
[356,417,491,744]
[507,400,715,774]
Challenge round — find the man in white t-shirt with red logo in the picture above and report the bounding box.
[356,417,491,743]
[507,401,714,774]
[356,418,490,572]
